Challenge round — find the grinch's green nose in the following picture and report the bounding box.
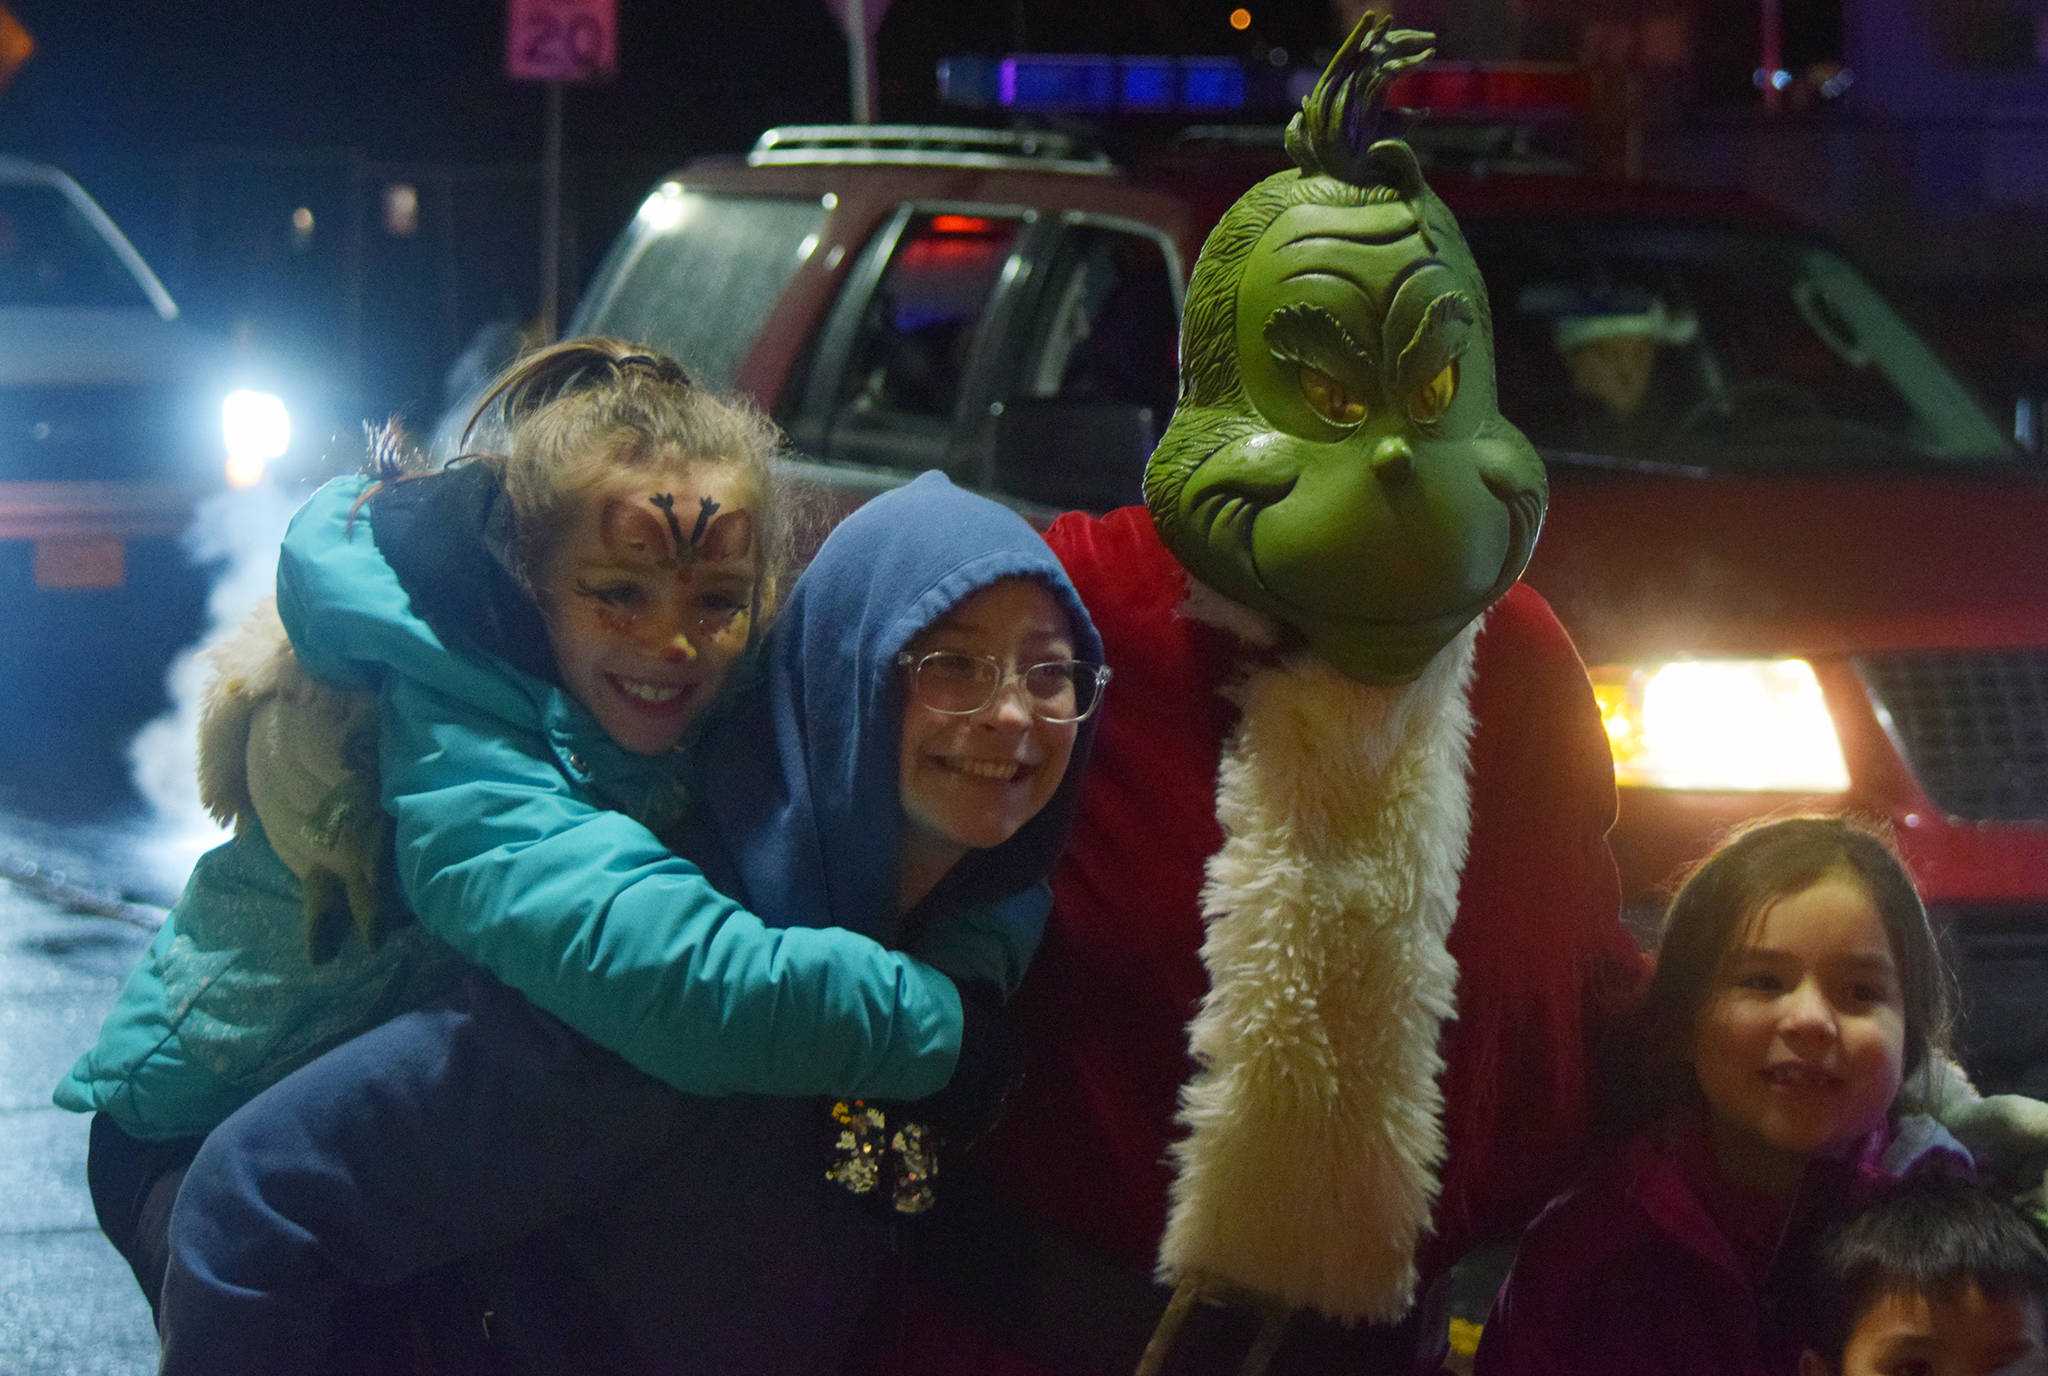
[1372,436,1414,483]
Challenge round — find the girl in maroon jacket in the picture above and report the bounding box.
[1476,816,1971,1376]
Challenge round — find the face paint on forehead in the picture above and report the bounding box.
[625,492,755,566]
[696,507,754,562]
[597,498,680,566]
[647,492,693,557]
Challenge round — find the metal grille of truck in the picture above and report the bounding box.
[1,382,207,482]
[1859,651,2048,822]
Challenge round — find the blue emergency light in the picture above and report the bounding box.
[939,54,1249,113]
[938,53,1586,121]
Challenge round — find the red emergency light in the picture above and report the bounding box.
[1385,63,1589,119]
[938,53,1588,123]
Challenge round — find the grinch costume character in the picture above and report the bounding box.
[898,19,1645,1374]
[905,19,2048,1375]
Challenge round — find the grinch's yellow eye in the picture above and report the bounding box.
[1409,363,1457,422]
[1299,367,1367,426]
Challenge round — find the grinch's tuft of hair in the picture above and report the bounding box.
[1283,11,1434,186]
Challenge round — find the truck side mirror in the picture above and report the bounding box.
[988,398,1155,513]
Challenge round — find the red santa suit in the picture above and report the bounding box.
[908,505,1649,1374]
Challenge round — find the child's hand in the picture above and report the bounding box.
[824,1099,938,1217]
[820,982,1026,1219]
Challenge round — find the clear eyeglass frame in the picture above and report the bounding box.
[894,650,1112,724]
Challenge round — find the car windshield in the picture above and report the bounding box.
[569,187,831,391]
[1464,219,2014,467]
[0,182,158,310]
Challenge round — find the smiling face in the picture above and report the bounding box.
[537,462,760,756]
[1690,872,1908,1198]
[895,578,1081,909]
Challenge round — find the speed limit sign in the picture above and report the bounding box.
[506,0,616,82]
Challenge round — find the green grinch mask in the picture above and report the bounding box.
[1145,14,1547,684]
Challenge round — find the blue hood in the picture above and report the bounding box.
[691,471,1103,944]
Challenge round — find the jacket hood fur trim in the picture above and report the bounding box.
[195,596,392,961]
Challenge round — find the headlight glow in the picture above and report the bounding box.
[1589,658,1850,792]
[634,182,692,233]
[222,389,291,487]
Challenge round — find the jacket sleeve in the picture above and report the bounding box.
[905,884,1050,998]
[378,674,967,1102]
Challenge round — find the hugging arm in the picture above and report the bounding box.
[380,675,967,1102]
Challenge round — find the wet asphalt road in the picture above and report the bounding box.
[0,801,178,1376]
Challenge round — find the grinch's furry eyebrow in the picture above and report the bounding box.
[1394,291,1475,395]
[1265,303,1377,381]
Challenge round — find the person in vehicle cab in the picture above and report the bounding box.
[1546,285,1699,456]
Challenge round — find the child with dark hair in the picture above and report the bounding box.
[1477,815,1973,1374]
[1800,1173,2048,1376]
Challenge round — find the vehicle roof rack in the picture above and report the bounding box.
[747,125,1115,174]
[1173,125,1285,149]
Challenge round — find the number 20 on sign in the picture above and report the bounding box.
[506,0,616,82]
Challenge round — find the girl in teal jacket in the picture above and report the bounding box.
[157,467,1104,1373]
[57,342,1041,1344]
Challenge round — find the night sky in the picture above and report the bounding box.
[0,1,1339,414]
[0,2,1331,222]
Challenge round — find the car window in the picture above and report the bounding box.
[1013,224,1180,420]
[569,188,829,391]
[974,221,1181,511]
[1465,220,2013,466]
[822,211,1025,472]
[0,183,157,310]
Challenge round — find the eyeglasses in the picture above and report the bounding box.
[895,650,1111,724]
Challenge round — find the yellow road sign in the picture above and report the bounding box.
[0,4,34,95]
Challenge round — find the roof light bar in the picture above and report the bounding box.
[939,54,1585,120]
[1384,65,1590,119]
[940,54,1248,113]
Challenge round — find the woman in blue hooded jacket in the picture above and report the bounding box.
[154,467,1105,1374]
[59,343,1084,1365]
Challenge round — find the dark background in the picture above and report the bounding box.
[2,0,2044,429]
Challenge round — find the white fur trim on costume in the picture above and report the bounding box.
[1157,618,1481,1323]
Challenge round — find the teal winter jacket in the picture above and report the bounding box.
[58,473,999,1139]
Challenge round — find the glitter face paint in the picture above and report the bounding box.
[540,469,760,755]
